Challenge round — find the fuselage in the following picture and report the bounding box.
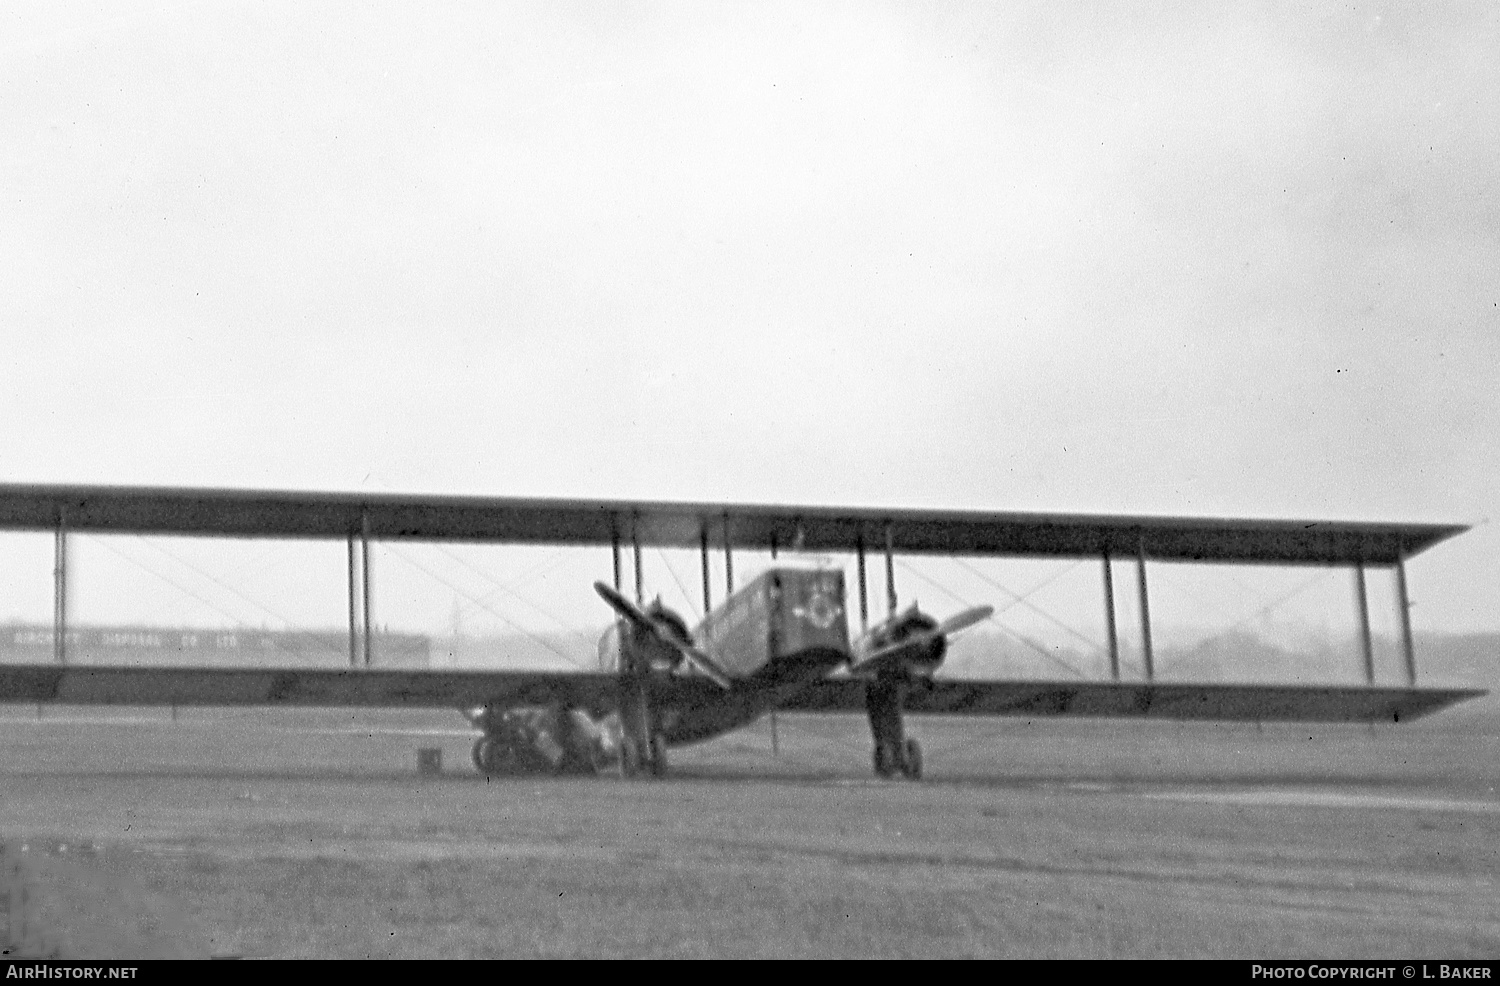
[596,566,852,744]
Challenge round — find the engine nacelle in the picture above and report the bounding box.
[596,599,693,674]
[856,606,948,679]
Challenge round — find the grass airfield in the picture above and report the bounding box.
[0,706,1497,959]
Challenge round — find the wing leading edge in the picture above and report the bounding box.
[782,678,1485,724]
[0,483,1467,564]
[0,665,640,718]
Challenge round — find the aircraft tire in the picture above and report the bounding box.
[472,737,493,775]
[873,743,897,779]
[901,738,923,781]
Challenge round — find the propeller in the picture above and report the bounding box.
[848,603,994,677]
[593,582,733,689]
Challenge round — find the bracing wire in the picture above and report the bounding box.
[655,549,699,619]
[85,536,326,664]
[959,558,1151,674]
[1177,570,1334,655]
[131,537,346,660]
[946,558,1160,678]
[437,546,575,618]
[429,544,599,653]
[382,544,587,669]
[894,561,1088,679]
[949,557,1106,655]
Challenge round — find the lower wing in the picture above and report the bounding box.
[0,665,1481,725]
[780,677,1484,724]
[0,664,630,717]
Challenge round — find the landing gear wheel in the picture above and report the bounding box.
[474,736,519,776]
[648,733,668,777]
[873,743,898,779]
[901,738,923,781]
[472,737,493,775]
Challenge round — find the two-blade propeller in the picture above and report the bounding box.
[593,582,733,689]
[847,604,994,677]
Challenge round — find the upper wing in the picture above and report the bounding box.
[780,677,1485,724]
[0,483,1465,563]
[0,664,702,718]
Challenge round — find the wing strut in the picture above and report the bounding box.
[768,532,779,757]
[700,528,711,614]
[722,513,734,595]
[53,507,67,665]
[1102,552,1119,681]
[1396,549,1416,684]
[1136,535,1154,681]
[884,523,896,617]
[1355,562,1375,684]
[632,518,643,605]
[361,510,373,667]
[346,534,358,667]
[856,533,868,632]
[611,522,622,592]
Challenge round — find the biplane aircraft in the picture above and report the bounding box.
[0,484,1485,780]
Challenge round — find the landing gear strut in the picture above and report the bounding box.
[649,732,669,777]
[619,664,669,778]
[867,677,922,780]
[872,737,923,780]
[619,731,668,777]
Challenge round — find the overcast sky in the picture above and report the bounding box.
[3,2,1498,633]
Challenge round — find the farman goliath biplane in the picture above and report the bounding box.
[0,486,1483,780]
